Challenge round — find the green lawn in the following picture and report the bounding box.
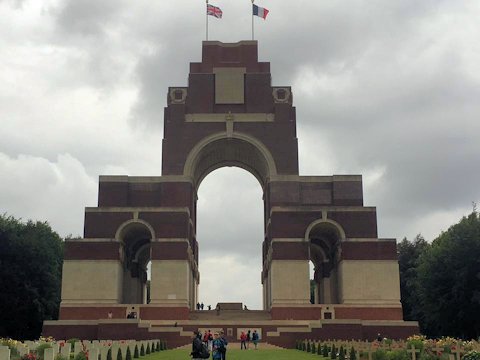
[144,349,326,359]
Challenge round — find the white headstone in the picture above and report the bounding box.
[51,343,59,356]
[60,344,71,358]
[111,346,120,360]
[44,348,54,360]
[89,348,99,360]
[99,346,109,360]
[16,345,29,357]
[119,345,128,360]
[0,346,10,360]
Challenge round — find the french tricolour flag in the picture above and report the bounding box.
[253,4,269,20]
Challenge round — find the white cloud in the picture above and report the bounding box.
[0,152,96,237]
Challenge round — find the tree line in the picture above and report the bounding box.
[0,214,63,339]
[398,208,480,339]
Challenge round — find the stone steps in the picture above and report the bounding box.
[189,310,272,321]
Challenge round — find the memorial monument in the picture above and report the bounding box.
[43,41,418,346]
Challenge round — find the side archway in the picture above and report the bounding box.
[305,219,345,305]
[116,220,154,305]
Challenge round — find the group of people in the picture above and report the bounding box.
[191,330,228,360]
[191,329,261,359]
[240,330,259,350]
[196,302,212,311]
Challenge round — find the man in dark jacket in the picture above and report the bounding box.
[219,330,228,360]
[191,330,203,359]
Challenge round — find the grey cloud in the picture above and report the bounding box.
[55,0,123,36]
[1,0,479,308]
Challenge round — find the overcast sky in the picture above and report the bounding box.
[1,0,479,310]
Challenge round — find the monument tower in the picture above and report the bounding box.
[44,41,418,346]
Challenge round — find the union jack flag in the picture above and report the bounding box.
[207,4,223,18]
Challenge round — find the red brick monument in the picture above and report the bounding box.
[43,41,418,346]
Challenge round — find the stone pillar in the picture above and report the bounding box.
[62,260,123,304]
[322,277,332,304]
[150,239,198,307]
[270,260,310,305]
[150,260,191,305]
[268,240,310,305]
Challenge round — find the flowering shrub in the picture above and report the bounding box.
[22,353,37,360]
[462,351,480,360]
[38,337,55,343]
[1,338,19,348]
[407,335,427,351]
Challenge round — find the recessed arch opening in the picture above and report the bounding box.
[306,220,344,305]
[116,220,153,305]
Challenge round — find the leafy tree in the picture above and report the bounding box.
[397,235,430,325]
[417,209,480,338]
[0,214,63,339]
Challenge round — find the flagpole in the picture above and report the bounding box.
[251,0,254,40]
[206,0,209,41]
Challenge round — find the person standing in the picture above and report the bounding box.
[207,329,213,351]
[246,330,251,349]
[211,332,223,360]
[252,330,259,350]
[240,331,247,350]
[191,331,203,360]
[203,330,209,346]
[219,330,228,360]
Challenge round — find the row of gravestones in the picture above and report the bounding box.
[0,340,163,360]
[297,340,480,360]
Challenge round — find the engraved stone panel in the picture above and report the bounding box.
[213,67,246,104]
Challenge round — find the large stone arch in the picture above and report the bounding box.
[53,41,413,342]
[183,132,278,189]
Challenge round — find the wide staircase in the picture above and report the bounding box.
[189,310,272,321]
[143,309,322,349]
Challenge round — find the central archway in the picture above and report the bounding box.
[196,167,264,309]
[183,132,278,188]
[184,133,275,309]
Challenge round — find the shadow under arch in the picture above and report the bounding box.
[183,132,278,189]
[305,219,346,305]
[115,219,155,305]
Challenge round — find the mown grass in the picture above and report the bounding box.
[144,349,327,360]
